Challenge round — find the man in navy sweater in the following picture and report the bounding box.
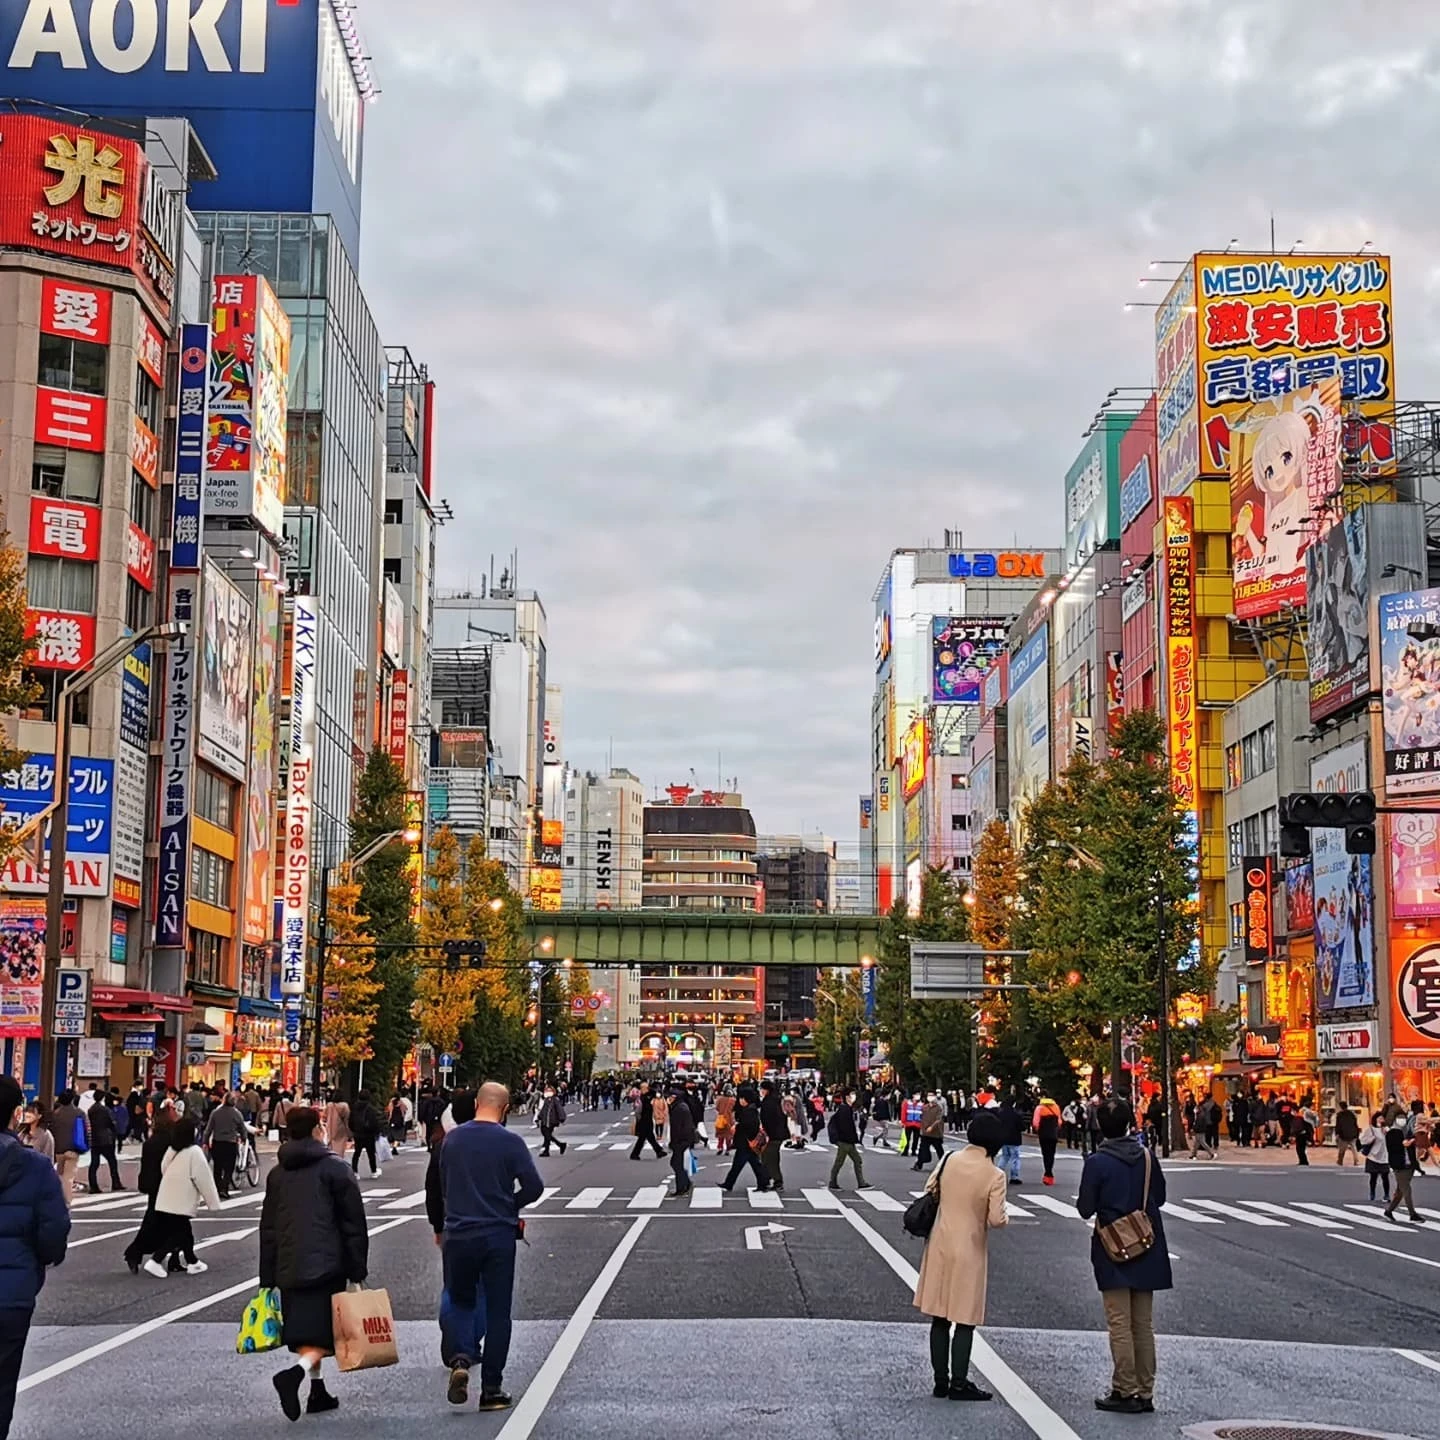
[439,1082,543,1413]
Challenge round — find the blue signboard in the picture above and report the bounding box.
[172,325,209,571]
[861,965,876,1024]
[1,0,367,260]
[0,756,114,856]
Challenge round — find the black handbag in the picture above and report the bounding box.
[902,1153,952,1238]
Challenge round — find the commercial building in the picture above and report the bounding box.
[755,834,836,1063]
[869,538,1060,915]
[833,857,874,915]
[586,966,642,1073]
[640,788,762,1067]
[562,768,644,910]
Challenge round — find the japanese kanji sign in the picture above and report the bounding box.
[171,324,210,571]
[155,576,197,949]
[387,669,409,766]
[25,609,95,671]
[1163,497,1197,813]
[1393,940,1440,1051]
[932,616,1008,704]
[131,414,160,488]
[40,277,111,344]
[135,310,165,388]
[0,754,114,898]
[35,386,105,451]
[1154,265,1198,498]
[28,497,99,562]
[280,595,320,1004]
[112,645,150,910]
[125,521,155,592]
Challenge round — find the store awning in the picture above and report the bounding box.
[91,987,190,1013]
[96,1010,163,1024]
[237,997,281,1016]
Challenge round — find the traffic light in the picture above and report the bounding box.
[1279,790,1377,857]
[441,939,486,970]
[780,1033,790,1047]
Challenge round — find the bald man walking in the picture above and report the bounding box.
[438,1083,543,1412]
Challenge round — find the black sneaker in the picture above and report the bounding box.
[477,1388,513,1412]
[948,1382,992,1402]
[306,1382,340,1414]
[932,1380,949,1398]
[447,1364,470,1406]
[1135,1398,1155,1413]
[273,1365,305,1422]
[1094,1393,1144,1414]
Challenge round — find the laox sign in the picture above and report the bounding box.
[947,552,1045,579]
[8,0,272,73]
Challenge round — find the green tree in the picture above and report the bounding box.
[812,968,864,1082]
[350,748,419,1089]
[320,878,380,1069]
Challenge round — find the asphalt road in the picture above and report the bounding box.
[14,1114,1440,1440]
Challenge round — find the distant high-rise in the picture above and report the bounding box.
[563,769,644,911]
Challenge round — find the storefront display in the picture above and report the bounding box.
[234,1011,284,1088]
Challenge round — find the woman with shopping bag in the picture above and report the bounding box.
[259,1106,369,1421]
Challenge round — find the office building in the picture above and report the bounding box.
[562,768,644,910]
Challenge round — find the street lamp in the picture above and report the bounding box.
[310,825,421,1098]
[39,620,186,1109]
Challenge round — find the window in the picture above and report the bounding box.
[129,473,156,533]
[951,814,967,831]
[125,578,152,632]
[1224,743,1242,791]
[384,499,404,525]
[189,847,233,907]
[1241,731,1261,782]
[1230,902,1244,949]
[1260,806,1278,853]
[21,670,89,724]
[195,767,236,830]
[27,556,95,613]
[133,366,162,432]
[382,558,402,584]
[1259,722,1277,773]
[189,930,227,988]
[1227,822,1243,869]
[1242,813,1263,854]
[31,446,101,502]
[38,333,106,394]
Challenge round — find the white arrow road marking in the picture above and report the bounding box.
[192,1226,257,1252]
[744,1221,793,1251]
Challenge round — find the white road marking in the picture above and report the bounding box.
[64,1226,134,1249]
[837,1203,1084,1440]
[379,1189,430,1211]
[1397,1348,1440,1374]
[527,1188,559,1209]
[566,1187,612,1210]
[802,1187,844,1211]
[1185,1198,1285,1226]
[192,1226,257,1252]
[1329,1235,1440,1268]
[1242,1201,1346,1229]
[627,1186,667,1210]
[1020,1192,1086,1220]
[360,1187,401,1198]
[578,1143,601,1151]
[70,1194,147,1214]
[1298,1202,1406,1232]
[854,1188,905,1213]
[216,1192,266,1211]
[690,1188,723,1209]
[1154,1201,1222,1225]
[494,1217,650,1440]
[747,1188,784,1210]
[608,1142,632,1151]
[743,1221,792,1250]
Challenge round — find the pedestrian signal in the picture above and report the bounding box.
[1279,791,1376,857]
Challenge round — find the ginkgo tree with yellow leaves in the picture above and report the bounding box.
[414,826,489,1055]
[320,877,381,1070]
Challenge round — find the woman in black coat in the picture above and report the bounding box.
[1076,1097,1172,1416]
[259,1106,369,1420]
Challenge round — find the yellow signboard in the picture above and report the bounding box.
[1265,960,1288,1024]
[901,716,927,799]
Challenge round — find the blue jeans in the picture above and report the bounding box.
[999,1144,1022,1180]
[440,1233,518,1390]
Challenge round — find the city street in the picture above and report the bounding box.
[14,1113,1439,1440]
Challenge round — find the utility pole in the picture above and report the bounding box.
[1156,870,1172,1158]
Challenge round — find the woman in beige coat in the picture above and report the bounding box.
[913,1110,1008,1401]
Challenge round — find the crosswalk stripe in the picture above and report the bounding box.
[1005,1201,1034,1219]
[609,1142,632,1152]
[690,1187,723,1209]
[566,1187,612,1210]
[527,1188,560,1209]
[1022,1192,1086,1220]
[855,1188,905,1213]
[1185,1198,1286,1226]
[73,1194,147,1213]
[628,1186,667,1210]
[361,1188,400,1198]
[802,1187,844,1211]
[379,1190,430,1211]
[1243,1201,1346,1229]
[193,1226,257,1253]
[1306,1202,1411,1231]
[217,1192,266,1211]
[578,1143,601,1151]
[1157,1200,1223,1225]
[747,1189,784,1210]
[1409,1206,1440,1223]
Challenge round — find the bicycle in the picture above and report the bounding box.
[234,1126,261,1189]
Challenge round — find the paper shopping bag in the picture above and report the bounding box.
[331,1286,399,1371]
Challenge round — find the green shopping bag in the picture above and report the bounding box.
[236,1287,284,1354]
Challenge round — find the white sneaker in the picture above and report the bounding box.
[373,1167,383,1179]
[185,1260,208,1275]
[142,1259,168,1278]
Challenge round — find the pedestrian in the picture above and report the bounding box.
[204,1091,247,1197]
[719,1090,769,1193]
[1062,1101,1078,1151]
[1383,1115,1424,1226]
[1293,1104,1314,1166]
[1334,1102,1360,1166]
[21,1105,53,1168]
[348,1090,384,1177]
[826,1090,870,1192]
[536,1087,567,1157]
[145,1116,220,1277]
[997,1095,1024,1185]
[437,1082,543,1413]
[85,1093,123,1192]
[125,1087,148,1148]
[683,1081,707,1147]
[1360,1111,1391,1203]
[808,1092,827,1142]
[1407,1100,1430,1175]
[870,1092,892,1148]
[1248,1093,1267,1149]
[1187,1096,1215,1160]
[47,1091,85,1206]
[666,1085,696,1197]
[900,1094,923,1157]
[260,1105,369,1420]
[913,1094,946,1171]
[387,1095,408,1152]
[628,1082,665,1160]
[0,1075,69,1440]
[1076,1097,1170,1415]
[1032,1096,1062,1186]
[913,1110,1007,1403]
[124,1102,176,1274]
[759,1080,787,1193]
[323,1091,351,1160]
[713,1089,735,1154]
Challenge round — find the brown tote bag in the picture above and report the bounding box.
[1094,1147,1155,1264]
[331,1286,400,1372]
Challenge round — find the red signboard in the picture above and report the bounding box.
[35,386,105,451]
[125,522,155,592]
[130,415,160,487]
[25,609,96,671]
[0,116,152,286]
[39,277,111,344]
[387,670,409,766]
[28,497,99,562]
[135,311,165,387]
[1242,856,1275,962]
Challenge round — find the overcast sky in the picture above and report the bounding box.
[357,0,1440,852]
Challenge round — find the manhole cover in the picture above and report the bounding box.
[1184,1425,1421,1440]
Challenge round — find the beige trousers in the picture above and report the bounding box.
[1101,1288,1156,1400]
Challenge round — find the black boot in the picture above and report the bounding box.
[306,1380,339,1414]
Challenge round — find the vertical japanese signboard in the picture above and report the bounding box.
[280,597,320,1053]
[1379,588,1440,797]
[243,581,281,947]
[1242,857,1275,962]
[1163,497,1197,813]
[111,644,150,909]
[172,326,209,570]
[155,579,197,948]
[387,670,409,767]
[1155,264,1199,496]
